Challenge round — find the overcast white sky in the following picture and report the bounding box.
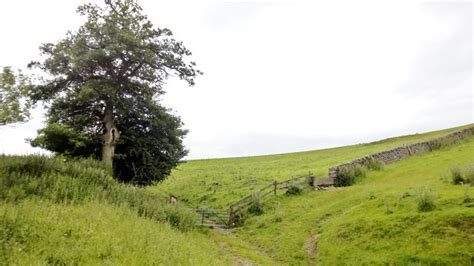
[0,0,472,159]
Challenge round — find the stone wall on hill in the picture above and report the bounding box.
[328,127,474,180]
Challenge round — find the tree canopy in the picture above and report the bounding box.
[0,67,32,125]
[29,0,200,185]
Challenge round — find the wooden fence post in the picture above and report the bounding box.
[273,181,278,195]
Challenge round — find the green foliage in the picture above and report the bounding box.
[450,167,465,185]
[413,187,436,212]
[286,181,303,196]
[334,165,367,187]
[448,164,474,185]
[247,191,264,215]
[28,0,200,185]
[113,103,188,185]
[0,67,32,125]
[0,155,196,231]
[29,123,100,158]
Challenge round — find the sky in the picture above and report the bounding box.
[0,0,472,159]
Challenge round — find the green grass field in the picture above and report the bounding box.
[234,135,474,264]
[2,124,473,264]
[151,124,474,264]
[153,123,473,209]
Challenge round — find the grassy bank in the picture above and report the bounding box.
[235,134,474,264]
[0,155,232,264]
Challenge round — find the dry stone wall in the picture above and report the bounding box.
[328,126,474,180]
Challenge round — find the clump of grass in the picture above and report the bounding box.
[247,191,264,215]
[447,164,474,186]
[464,165,474,185]
[413,187,436,212]
[286,181,303,196]
[334,165,367,187]
[366,158,384,171]
[450,167,465,185]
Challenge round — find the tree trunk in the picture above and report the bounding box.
[101,104,119,164]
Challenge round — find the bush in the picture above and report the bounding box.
[247,191,264,215]
[413,187,436,212]
[334,165,367,187]
[450,167,465,185]
[286,181,303,196]
[447,164,474,185]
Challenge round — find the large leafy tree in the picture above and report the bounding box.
[29,0,200,184]
[0,67,32,125]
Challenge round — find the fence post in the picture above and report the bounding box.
[201,211,205,226]
[273,181,278,195]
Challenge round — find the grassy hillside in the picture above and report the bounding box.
[0,156,233,264]
[152,124,474,264]
[235,136,474,264]
[2,124,473,265]
[153,124,473,209]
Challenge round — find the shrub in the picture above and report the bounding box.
[247,191,264,215]
[450,167,465,185]
[413,187,436,212]
[334,165,367,187]
[286,181,303,196]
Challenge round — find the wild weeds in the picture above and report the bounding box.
[447,163,474,185]
[366,158,384,171]
[450,167,464,185]
[286,181,303,196]
[0,155,197,231]
[413,187,436,212]
[247,191,264,215]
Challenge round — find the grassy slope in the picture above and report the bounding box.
[0,156,233,264]
[236,136,474,264]
[154,124,473,209]
[1,200,230,265]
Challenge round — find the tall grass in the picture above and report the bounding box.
[0,155,197,231]
[413,187,436,212]
[0,201,230,265]
[448,164,474,185]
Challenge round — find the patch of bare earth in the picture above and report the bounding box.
[305,234,320,259]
